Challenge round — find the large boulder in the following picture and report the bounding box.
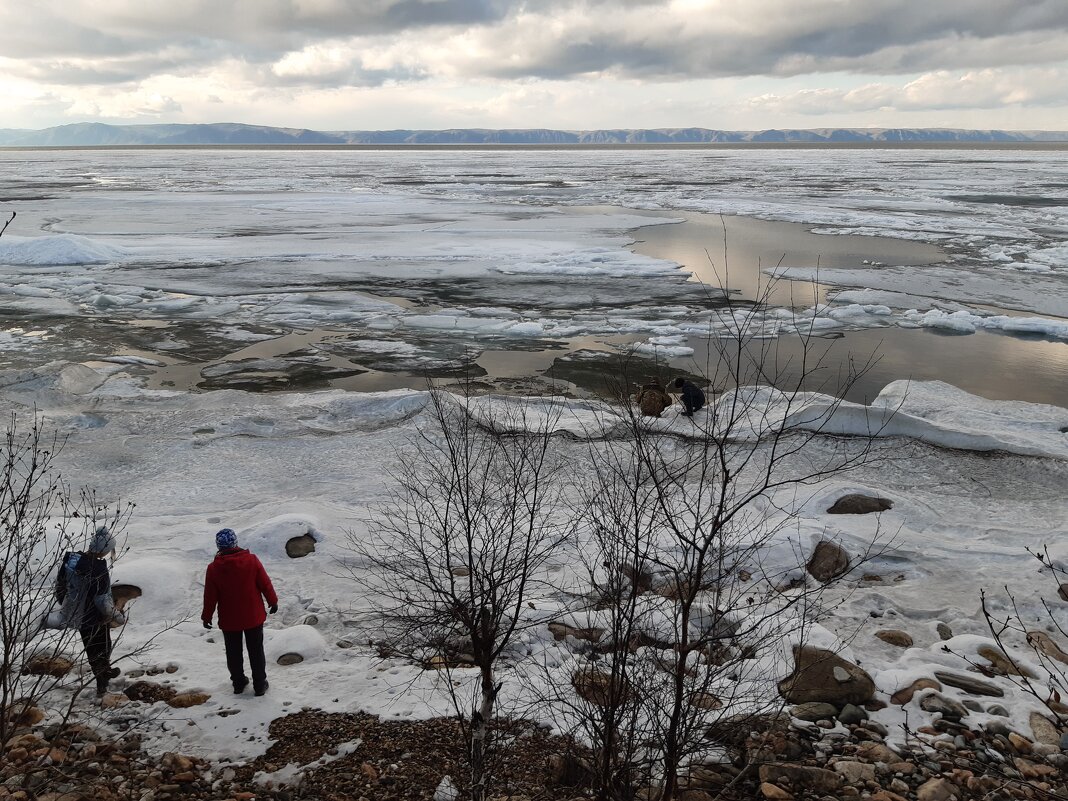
[827,494,892,514]
[977,645,1035,677]
[1027,631,1068,665]
[933,670,1004,697]
[572,669,630,707]
[111,584,142,609]
[875,629,913,648]
[806,541,850,583]
[778,646,875,706]
[1029,711,1060,745]
[285,534,316,558]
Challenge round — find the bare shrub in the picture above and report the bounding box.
[544,271,893,800]
[0,413,140,796]
[349,386,571,801]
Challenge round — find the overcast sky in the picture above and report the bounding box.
[2,0,1067,131]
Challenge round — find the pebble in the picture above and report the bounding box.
[1008,732,1032,753]
[861,720,888,737]
[985,721,1012,737]
[791,702,838,722]
[838,704,867,724]
[936,623,953,641]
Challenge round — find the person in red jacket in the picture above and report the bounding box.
[202,528,278,696]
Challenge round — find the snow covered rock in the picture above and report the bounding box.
[265,625,327,665]
[890,677,941,705]
[806,540,850,583]
[572,669,631,706]
[240,514,323,561]
[932,670,1004,697]
[826,494,893,514]
[874,629,913,648]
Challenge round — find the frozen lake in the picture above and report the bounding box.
[0,146,1065,402]
[3,147,1067,767]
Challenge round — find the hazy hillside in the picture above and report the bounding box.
[1,123,1066,146]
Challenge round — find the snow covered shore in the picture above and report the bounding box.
[5,361,1067,773]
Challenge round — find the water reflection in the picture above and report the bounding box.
[627,209,1067,405]
[629,209,945,306]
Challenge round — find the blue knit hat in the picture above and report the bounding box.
[215,528,238,550]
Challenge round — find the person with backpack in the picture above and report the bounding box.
[53,526,124,696]
[201,528,278,696]
[635,378,672,417]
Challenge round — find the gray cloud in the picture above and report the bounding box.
[469,1,1068,81]
[3,0,1068,91]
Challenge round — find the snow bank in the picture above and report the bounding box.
[710,380,1068,460]
[0,234,125,266]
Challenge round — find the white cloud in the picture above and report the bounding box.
[2,0,1068,128]
[748,67,1068,115]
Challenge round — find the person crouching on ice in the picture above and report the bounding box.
[202,528,278,696]
[673,377,705,417]
[53,526,125,696]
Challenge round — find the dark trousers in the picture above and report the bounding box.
[223,625,266,689]
[80,625,113,690]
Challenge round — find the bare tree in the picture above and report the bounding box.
[0,413,133,747]
[350,386,571,801]
[547,268,893,800]
[978,547,1068,727]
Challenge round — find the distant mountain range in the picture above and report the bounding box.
[1,122,1066,146]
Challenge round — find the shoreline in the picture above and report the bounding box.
[4,142,1068,152]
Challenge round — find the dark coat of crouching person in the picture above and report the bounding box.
[53,526,124,696]
[201,528,279,696]
[673,377,706,417]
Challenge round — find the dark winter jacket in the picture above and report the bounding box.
[202,548,278,632]
[54,552,117,629]
[678,380,705,412]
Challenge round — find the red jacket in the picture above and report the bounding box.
[202,548,278,632]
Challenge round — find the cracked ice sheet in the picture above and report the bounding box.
[781,264,1068,320]
[2,148,1067,373]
